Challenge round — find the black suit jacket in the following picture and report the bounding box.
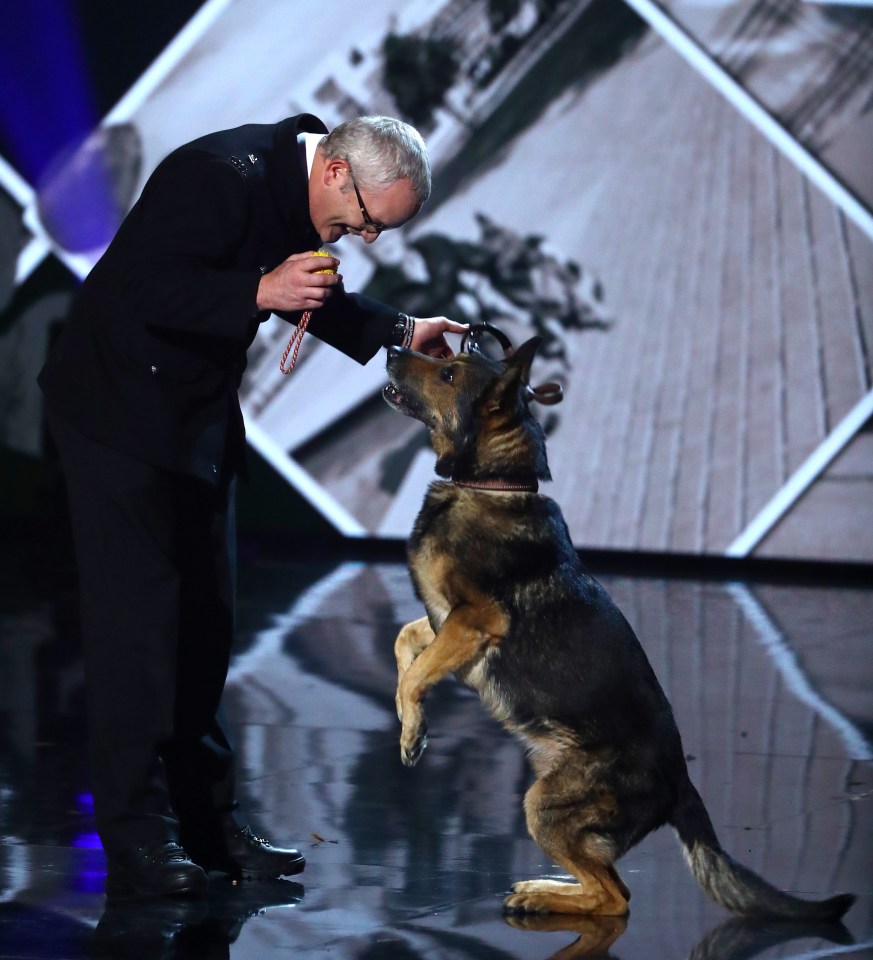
[39,114,399,483]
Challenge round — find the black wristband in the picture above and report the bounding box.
[390,313,415,348]
[390,316,407,347]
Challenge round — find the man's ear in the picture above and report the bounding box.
[323,156,349,187]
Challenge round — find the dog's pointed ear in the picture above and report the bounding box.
[506,336,542,382]
[486,336,541,412]
[501,337,564,407]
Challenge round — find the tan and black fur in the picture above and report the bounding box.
[383,336,855,922]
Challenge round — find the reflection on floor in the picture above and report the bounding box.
[1,552,871,959]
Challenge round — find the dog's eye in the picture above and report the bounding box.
[440,367,454,384]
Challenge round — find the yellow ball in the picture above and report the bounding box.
[313,249,336,274]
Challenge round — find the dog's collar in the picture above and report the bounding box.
[452,477,539,493]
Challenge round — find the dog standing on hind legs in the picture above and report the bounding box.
[383,325,855,925]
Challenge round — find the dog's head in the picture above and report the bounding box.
[383,334,562,482]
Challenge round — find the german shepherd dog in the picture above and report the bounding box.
[382,325,854,922]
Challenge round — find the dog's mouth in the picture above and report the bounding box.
[383,382,401,403]
[382,382,404,408]
[382,381,414,416]
[383,381,428,424]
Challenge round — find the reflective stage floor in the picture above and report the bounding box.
[1,550,871,959]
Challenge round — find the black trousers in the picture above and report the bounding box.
[48,410,239,858]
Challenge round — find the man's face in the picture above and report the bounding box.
[310,158,421,245]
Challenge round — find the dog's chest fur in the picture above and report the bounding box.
[408,483,529,625]
[407,480,676,754]
[407,482,570,715]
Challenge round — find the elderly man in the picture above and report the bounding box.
[38,114,464,898]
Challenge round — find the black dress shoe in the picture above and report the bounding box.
[219,823,305,880]
[105,840,208,898]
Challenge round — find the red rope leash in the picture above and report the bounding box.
[279,310,312,375]
[279,251,337,374]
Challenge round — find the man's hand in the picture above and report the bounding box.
[410,317,469,358]
[256,252,341,313]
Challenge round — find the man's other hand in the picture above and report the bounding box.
[256,252,341,313]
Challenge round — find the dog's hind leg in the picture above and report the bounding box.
[394,616,435,721]
[505,864,629,917]
[504,778,630,916]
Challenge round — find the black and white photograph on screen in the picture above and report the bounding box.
[1,0,870,560]
[653,0,873,212]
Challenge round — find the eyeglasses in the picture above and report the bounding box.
[347,163,385,237]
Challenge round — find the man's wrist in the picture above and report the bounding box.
[255,266,270,315]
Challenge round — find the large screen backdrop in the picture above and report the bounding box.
[1,0,871,561]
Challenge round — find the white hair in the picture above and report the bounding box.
[319,115,431,205]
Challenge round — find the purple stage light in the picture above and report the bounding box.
[71,830,101,850]
[0,0,95,183]
[0,0,135,251]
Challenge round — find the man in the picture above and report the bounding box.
[38,114,465,898]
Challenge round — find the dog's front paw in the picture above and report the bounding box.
[400,716,428,767]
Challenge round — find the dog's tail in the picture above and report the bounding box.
[671,776,854,921]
